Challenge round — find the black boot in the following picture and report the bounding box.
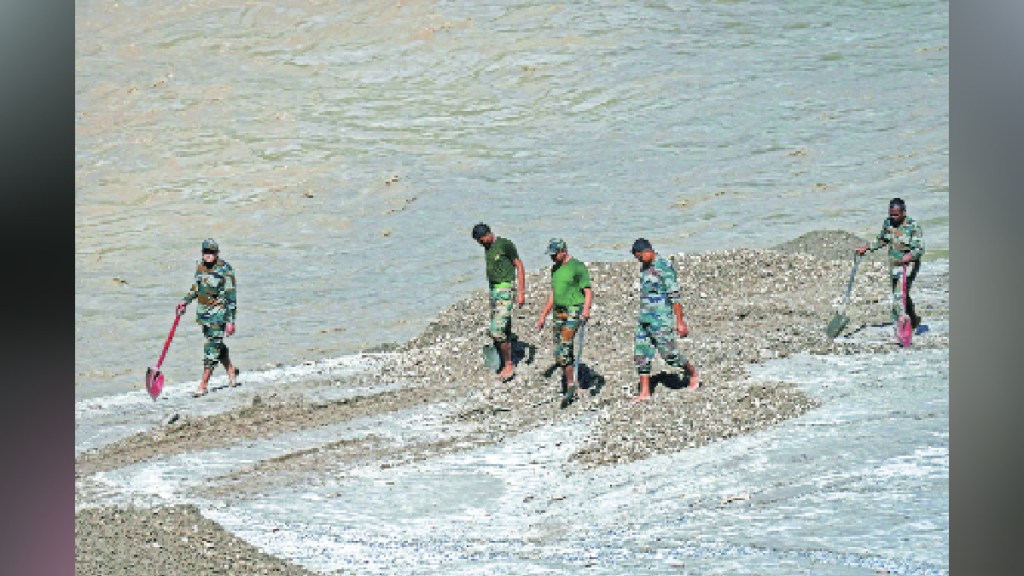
[906,296,921,329]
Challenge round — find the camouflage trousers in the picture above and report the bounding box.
[889,260,920,324]
[551,305,583,367]
[488,285,514,342]
[202,324,230,370]
[634,313,687,375]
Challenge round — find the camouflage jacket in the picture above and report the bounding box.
[182,259,236,326]
[638,256,681,320]
[867,216,925,265]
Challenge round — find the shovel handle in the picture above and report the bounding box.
[841,252,862,306]
[901,263,909,311]
[572,322,586,386]
[155,313,182,369]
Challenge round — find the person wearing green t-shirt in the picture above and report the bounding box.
[535,238,593,400]
[472,223,526,382]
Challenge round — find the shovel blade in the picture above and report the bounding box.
[145,367,164,400]
[482,344,501,371]
[896,315,913,347]
[825,312,849,339]
[560,384,577,409]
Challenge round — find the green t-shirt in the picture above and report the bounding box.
[485,236,520,285]
[550,258,591,307]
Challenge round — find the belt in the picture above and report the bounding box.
[491,282,513,289]
[641,295,665,303]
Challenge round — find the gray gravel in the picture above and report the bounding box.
[75,230,949,573]
[75,504,322,576]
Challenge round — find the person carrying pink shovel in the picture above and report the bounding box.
[856,197,926,341]
[176,238,239,397]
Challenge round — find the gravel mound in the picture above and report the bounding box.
[75,230,949,573]
[770,229,868,261]
[386,234,909,467]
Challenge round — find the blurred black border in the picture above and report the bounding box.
[0,2,75,575]
[950,2,1024,574]
[1,1,1020,575]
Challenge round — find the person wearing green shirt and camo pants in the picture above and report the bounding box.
[535,238,593,401]
[472,223,526,382]
[176,238,239,397]
[856,197,925,332]
[630,238,700,403]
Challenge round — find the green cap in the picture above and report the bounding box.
[201,238,219,252]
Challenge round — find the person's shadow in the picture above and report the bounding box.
[207,368,243,393]
[581,365,606,396]
[541,362,606,397]
[511,337,536,366]
[650,372,691,394]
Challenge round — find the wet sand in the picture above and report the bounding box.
[74,230,949,573]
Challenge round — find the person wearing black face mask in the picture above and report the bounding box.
[176,238,238,397]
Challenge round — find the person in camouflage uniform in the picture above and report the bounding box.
[535,238,593,400]
[472,223,526,382]
[856,197,925,331]
[630,238,699,403]
[176,238,238,397]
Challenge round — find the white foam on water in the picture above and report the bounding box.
[75,353,394,455]
[205,417,597,574]
[75,353,387,417]
[75,323,948,574]
[195,346,947,575]
[75,343,948,575]
[871,445,949,481]
[77,397,480,514]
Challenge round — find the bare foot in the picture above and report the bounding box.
[631,394,651,404]
[228,366,240,387]
[496,365,515,383]
[686,369,701,390]
[191,389,208,398]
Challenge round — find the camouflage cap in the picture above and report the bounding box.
[545,238,567,255]
[631,238,653,254]
[201,238,219,252]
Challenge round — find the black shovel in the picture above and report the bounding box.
[826,252,861,339]
[482,343,501,371]
[561,320,586,408]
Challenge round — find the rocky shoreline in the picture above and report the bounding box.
[75,504,322,576]
[75,230,949,574]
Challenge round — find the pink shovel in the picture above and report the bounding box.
[896,263,914,347]
[146,312,182,399]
